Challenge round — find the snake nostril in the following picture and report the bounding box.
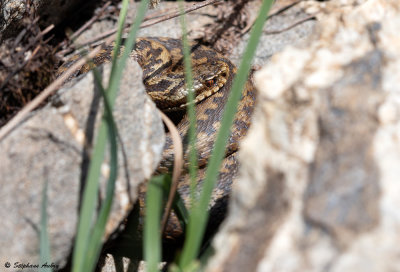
[221,72,227,78]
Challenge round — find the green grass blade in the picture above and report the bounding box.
[71,109,108,272]
[109,0,130,79]
[39,180,51,272]
[107,0,150,100]
[179,0,274,268]
[144,175,165,272]
[172,188,190,228]
[72,1,149,271]
[177,0,198,203]
[81,69,119,272]
[161,175,189,228]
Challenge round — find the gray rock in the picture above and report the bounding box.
[0,0,83,40]
[207,0,400,271]
[0,57,165,268]
[0,0,320,270]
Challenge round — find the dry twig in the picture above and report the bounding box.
[240,0,306,36]
[0,35,115,141]
[264,15,316,35]
[0,24,54,91]
[70,1,112,41]
[159,111,183,235]
[76,0,223,48]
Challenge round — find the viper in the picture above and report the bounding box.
[58,37,256,240]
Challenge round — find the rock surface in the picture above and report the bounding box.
[0,0,86,40]
[0,58,165,268]
[206,0,400,271]
[0,0,318,270]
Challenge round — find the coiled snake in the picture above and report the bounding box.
[58,37,256,240]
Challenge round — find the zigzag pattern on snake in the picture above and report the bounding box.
[57,37,256,240]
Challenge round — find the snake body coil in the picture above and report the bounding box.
[58,37,256,240]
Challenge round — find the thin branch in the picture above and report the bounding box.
[264,15,316,35]
[0,24,54,91]
[240,0,305,36]
[76,0,223,48]
[0,35,115,141]
[39,24,55,37]
[268,0,303,19]
[55,1,112,57]
[141,0,223,28]
[159,111,184,235]
[70,1,112,41]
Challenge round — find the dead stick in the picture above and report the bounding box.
[0,36,115,141]
[159,111,184,235]
[264,15,316,35]
[77,0,223,48]
[140,0,223,28]
[70,1,112,41]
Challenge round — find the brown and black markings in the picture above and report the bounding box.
[57,37,256,242]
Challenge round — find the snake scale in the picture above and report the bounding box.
[58,37,256,241]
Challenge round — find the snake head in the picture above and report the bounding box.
[133,37,234,111]
[146,59,232,111]
[186,60,231,107]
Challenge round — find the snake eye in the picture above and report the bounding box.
[205,79,215,87]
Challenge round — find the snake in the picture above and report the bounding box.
[57,37,256,241]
